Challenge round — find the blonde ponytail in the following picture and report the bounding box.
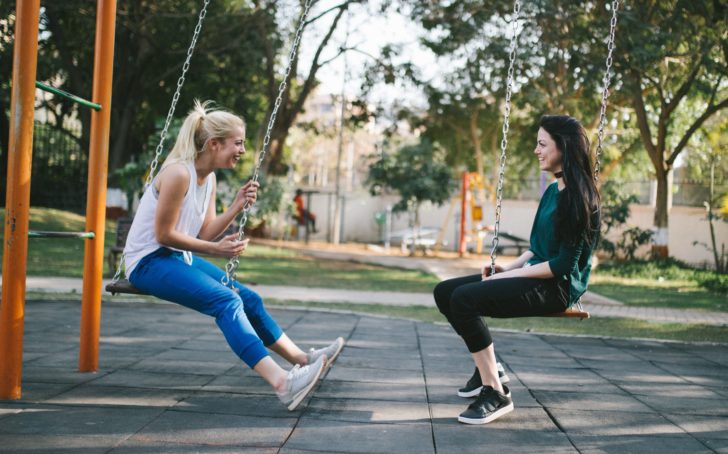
[163,99,246,167]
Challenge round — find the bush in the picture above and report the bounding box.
[597,257,728,295]
[696,272,728,295]
[598,181,653,260]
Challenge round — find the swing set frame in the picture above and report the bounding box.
[0,0,118,399]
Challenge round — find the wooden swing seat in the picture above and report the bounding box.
[542,307,590,319]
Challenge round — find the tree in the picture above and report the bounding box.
[684,113,728,272]
[614,0,727,257]
[255,0,371,175]
[366,0,636,202]
[373,1,519,197]
[366,139,456,253]
[0,1,275,175]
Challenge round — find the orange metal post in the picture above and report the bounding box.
[0,0,42,400]
[79,0,118,372]
[458,171,469,257]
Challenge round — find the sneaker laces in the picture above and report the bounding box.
[288,364,304,379]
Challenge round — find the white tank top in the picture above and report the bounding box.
[124,161,214,277]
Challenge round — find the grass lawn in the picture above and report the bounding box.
[590,261,727,312]
[267,299,728,344]
[0,208,438,293]
[0,208,116,277]
[206,245,439,293]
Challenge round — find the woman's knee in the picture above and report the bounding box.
[237,287,264,313]
[450,287,479,320]
[207,288,245,319]
[433,281,453,315]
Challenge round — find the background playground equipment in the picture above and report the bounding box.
[0,0,118,399]
[457,171,495,256]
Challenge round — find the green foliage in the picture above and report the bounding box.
[367,139,456,213]
[0,1,277,174]
[109,154,153,212]
[598,181,653,260]
[247,175,286,231]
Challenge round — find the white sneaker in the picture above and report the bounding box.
[277,354,326,411]
[306,337,345,366]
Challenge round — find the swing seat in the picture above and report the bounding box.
[543,300,590,319]
[106,279,148,296]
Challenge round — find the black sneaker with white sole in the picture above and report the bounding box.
[458,385,514,425]
[457,363,510,398]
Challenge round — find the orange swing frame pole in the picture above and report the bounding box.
[79,0,118,372]
[0,0,41,400]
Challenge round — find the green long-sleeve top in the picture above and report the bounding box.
[526,182,595,307]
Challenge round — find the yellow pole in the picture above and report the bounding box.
[79,0,117,372]
[0,0,41,400]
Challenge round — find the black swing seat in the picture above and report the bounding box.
[106,279,148,296]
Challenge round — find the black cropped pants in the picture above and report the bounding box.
[433,274,568,353]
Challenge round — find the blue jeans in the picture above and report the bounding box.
[129,248,283,368]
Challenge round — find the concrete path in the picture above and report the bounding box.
[1,298,727,453]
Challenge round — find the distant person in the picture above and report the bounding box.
[294,188,317,233]
[123,100,344,411]
[433,115,600,424]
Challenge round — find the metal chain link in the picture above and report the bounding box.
[221,0,314,287]
[111,0,211,285]
[594,0,620,182]
[488,0,521,276]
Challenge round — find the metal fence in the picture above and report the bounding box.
[0,120,90,213]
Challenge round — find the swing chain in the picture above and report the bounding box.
[111,0,210,285]
[221,0,314,288]
[594,0,620,182]
[489,0,521,276]
[145,0,211,189]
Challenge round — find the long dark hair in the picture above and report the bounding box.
[539,115,600,245]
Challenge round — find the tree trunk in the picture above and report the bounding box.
[469,109,483,178]
[652,166,670,258]
[264,136,287,175]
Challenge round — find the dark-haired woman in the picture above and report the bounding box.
[433,115,600,425]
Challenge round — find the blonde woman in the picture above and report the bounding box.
[124,101,344,411]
